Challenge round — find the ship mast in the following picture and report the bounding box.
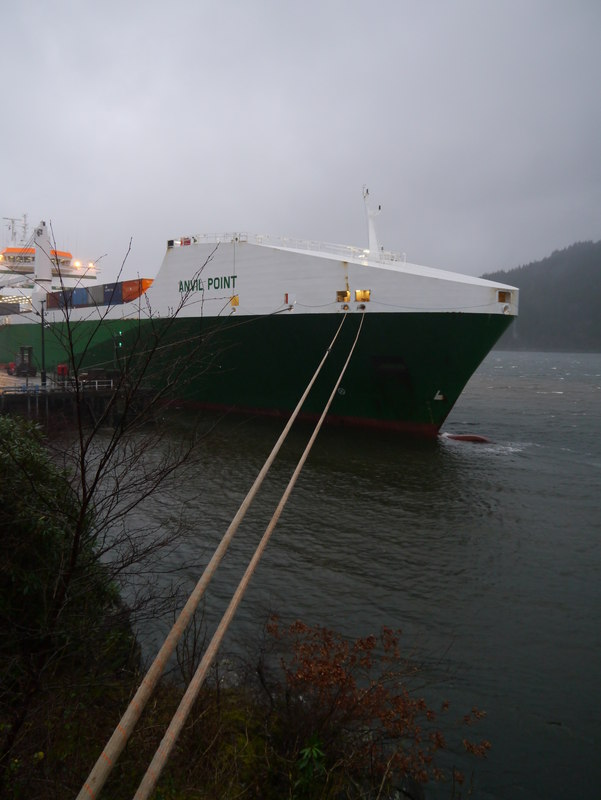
[362,186,382,259]
[32,220,53,311]
[3,214,28,245]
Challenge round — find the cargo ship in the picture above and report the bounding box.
[0,197,518,435]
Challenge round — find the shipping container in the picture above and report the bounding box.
[103,282,123,305]
[122,278,154,302]
[58,289,73,308]
[88,284,105,305]
[72,287,90,307]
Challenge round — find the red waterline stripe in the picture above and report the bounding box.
[162,398,441,438]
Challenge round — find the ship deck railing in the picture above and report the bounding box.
[172,232,407,264]
[0,378,116,395]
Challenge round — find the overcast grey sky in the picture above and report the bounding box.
[3,0,600,281]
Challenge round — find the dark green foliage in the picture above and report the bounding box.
[0,415,138,797]
[2,417,84,653]
[0,417,116,682]
[483,240,601,351]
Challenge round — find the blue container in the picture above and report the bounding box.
[58,289,73,308]
[72,287,90,307]
[103,282,123,306]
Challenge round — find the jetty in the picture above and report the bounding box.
[0,370,120,422]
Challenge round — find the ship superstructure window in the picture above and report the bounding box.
[498,290,511,303]
[337,290,351,302]
[355,289,371,302]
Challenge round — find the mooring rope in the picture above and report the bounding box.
[77,314,349,800]
[132,312,365,800]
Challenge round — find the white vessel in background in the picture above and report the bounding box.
[0,214,98,311]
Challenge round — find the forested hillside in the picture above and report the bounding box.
[482,240,601,351]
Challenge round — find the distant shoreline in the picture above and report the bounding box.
[493,347,601,354]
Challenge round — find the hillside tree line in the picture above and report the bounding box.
[483,240,601,352]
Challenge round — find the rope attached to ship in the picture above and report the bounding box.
[132,311,365,800]
[77,311,363,800]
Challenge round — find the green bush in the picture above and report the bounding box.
[0,415,138,796]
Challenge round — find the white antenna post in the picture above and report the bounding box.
[362,186,382,259]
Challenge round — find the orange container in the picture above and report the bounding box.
[122,278,154,302]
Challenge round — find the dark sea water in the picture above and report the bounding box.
[139,350,601,799]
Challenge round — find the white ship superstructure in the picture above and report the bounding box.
[1,215,98,311]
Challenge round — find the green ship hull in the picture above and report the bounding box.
[0,310,513,435]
